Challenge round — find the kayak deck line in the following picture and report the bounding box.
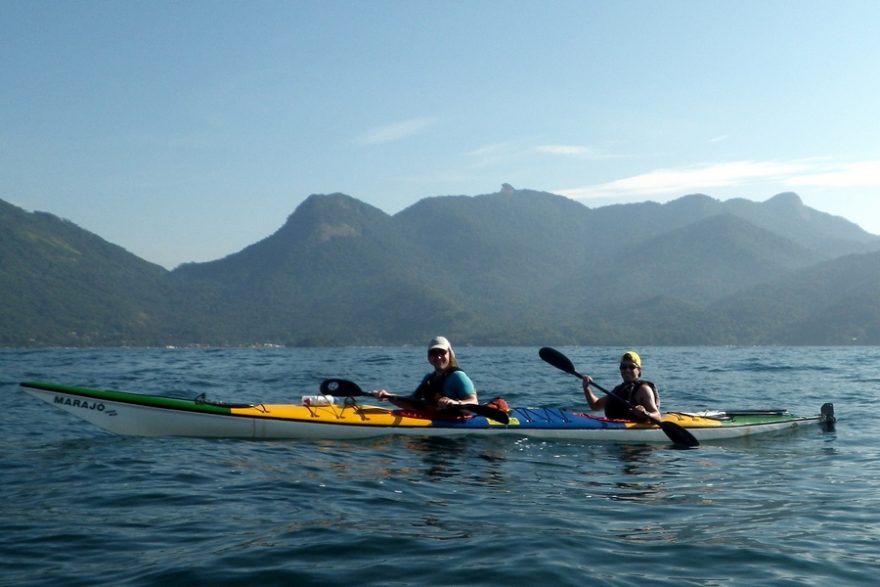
[19,381,835,443]
[22,381,239,414]
[20,381,439,428]
[194,392,262,410]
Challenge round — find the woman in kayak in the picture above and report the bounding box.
[375,336,478,410]
[582,351,661,421]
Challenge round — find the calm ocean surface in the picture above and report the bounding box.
[2,346,877,586]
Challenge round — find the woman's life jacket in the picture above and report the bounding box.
[604,379,659,420]
[413,367,461,405]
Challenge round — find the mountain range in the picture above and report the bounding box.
[2,186,879,346]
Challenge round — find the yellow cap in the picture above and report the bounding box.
[620,351,641,368]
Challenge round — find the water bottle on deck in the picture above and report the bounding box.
[302,395,335,407]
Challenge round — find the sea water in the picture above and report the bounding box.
[1,346,878,586]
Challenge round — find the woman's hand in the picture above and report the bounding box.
[629,404,660,421]
[582,375,602,410]
[436,396,461,408]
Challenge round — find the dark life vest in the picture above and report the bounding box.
[414,367,461,406]
[604,379,659,420]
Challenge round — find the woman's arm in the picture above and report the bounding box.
[582,376,607,410]
[630,384,661,420]
[375,389,422,409]
[437,371,478,406]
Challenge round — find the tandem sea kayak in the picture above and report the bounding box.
[20,381,835,444]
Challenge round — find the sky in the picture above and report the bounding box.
[3,0,880,269]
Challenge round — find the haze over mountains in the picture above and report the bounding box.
[2,186,879,347]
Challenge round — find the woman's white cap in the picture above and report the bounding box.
[428,336,453,355]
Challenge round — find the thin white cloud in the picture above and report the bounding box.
[535,144,604,157]
[355,117,438,145]
[466,142,517,158]
[465,141,525,168]
[708,135,729,143]
[786,160,880,188]
[558,160,811,200]
[466,141,609,169]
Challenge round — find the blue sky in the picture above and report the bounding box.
[3,1,879,269]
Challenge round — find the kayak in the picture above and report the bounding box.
[20,381,835,443]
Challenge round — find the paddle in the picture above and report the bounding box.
[538,347,699,448]
[319,378,510,425]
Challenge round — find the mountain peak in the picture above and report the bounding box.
[284,193,389,234]
[765,192,804,208]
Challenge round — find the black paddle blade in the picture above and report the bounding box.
[659,420,700,448]
[319,378,365,397]
[539,347,581,377]
[464,404,510,425]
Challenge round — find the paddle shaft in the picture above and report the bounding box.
[319,378,509,425]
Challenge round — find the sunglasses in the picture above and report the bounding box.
[429,349,448,357]
[619,364,638,371]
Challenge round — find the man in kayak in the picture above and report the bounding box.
[375,336,479,410]
[582,351,661,421]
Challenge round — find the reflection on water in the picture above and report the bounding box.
[570,444,669,503]
[606,443,662,474]
[402,437,467,478]
[400,437,508,487]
